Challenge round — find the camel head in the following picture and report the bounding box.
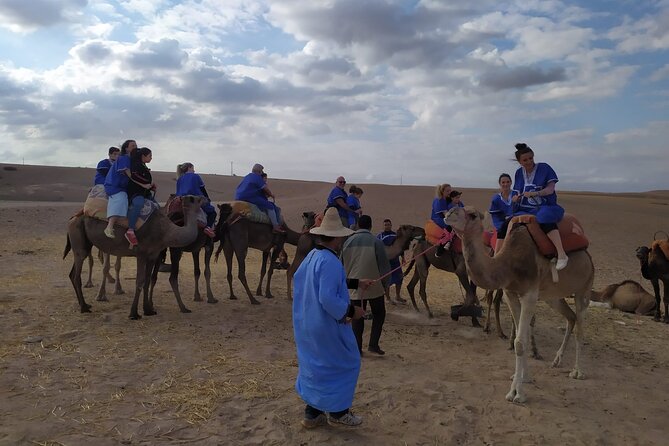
[635,246,649,261]
[396,225,426,250]
[444,206,484,236]
[302,211,316,231]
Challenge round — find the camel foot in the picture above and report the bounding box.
[80,304,92,313]
[207,297,218,304]
[107,276,116,284]
[483,326,491,334]
[531,352,543,361]
[229,295,238,300]
[255,290,263,297]
[427,312,434,319]
[569,369,585,380]
[193,294,203,302]
[84,282,94,288]
[180,307,192,314]
[509,374,533,383]
[144,309,157,316]
[505,389,517,402]
[471,317,482,328]
[249,298,261,305]
[512,393,527,404]
[96,295,108,302]
[129,313,142,320]
[114,289,125,295]
[499,333,508,340]
[654,314,661,322]
[664,316,669,324]
[552,356,563,368]
[265,293,274,299]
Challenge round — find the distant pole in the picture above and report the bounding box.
[400,175,403,185]
[230,161,233,176]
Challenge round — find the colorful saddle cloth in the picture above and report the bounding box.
[223,201,274,225]
[83,185,160,230]
[424,220,494,254]
[164,194,208,227]
[509,213,589,257]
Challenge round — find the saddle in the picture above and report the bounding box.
[509,213,589,257]
[166,194,207,227]
[223,201,286,226]
[424,220,494,254]
[83,184,160,230]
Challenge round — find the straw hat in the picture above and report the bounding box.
[309,208,354,237]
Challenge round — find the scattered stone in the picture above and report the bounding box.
[24,336,43,344]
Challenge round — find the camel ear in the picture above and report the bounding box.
[463,206,482,220]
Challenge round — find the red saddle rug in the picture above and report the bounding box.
[509,213,589,257]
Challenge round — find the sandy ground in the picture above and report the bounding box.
[1,163,669,445]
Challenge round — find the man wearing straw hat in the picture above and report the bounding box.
[293,207,370,428]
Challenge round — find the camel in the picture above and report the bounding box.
[636,244,669,322]
[64,195,207,319]
[404,239,482,326]
[82,249,124,299]
[214,203,301,304]
[286,222,426,300]
[590,280,656,316]
[445,206,594,403]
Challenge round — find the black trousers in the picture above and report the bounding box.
[352,295,386,352]
[305,405,347,419]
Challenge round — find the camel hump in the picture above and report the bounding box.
[511,213,589,257]
[651,239,669,260]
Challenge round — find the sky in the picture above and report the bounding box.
[0,0,668,192]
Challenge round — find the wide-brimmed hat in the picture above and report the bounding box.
[310,208,354,237]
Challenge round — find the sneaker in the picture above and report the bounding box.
[443,241,451,251]
[301,413,327,429]
[327,412,362,427]
[368,346,385,355]
[104,227,115,239]
[555,256,569,271]
[124,229,138,246]
[273,225,286,234]
[203,226,216,238]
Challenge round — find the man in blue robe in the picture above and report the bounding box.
[326,176,360,227]
[293,207,368,428]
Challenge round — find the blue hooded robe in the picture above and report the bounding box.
[293,246,361,412]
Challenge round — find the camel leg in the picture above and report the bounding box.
[223,239,238,300]
[417,261,433,318]
[651,278,661,321]
[256,251,269,296]
[129,258,143,320]
[167,248,192,313]
[203,239,217,303]
[544,298,574,367]
[113,256,124,295]
[663,281,669,324]
[105,251,116,284]
[69,252,92,313]
[286,264,294,300]
[148,256,161,312]
[264,247,282,299]
[483,289,493,333]
[569,293,589,379]
[141,258,157,316]
[529,314,541,360]
[406,268,421,312]
[84,253,94,288]
[235,244,260,305]
[192,248,202,301]
[506,290,536,403]
[95,253,111,301]
[494,289,506,339]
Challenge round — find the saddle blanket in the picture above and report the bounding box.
[223,201,276,225]
[83,184,160,230]
[510,213,589,257]
[165,194,207,227]
[424,220,494,254]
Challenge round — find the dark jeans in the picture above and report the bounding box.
[128,195,146,230]
[352,295,386,352]
[305,405,348,420]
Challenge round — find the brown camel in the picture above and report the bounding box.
[64,195,207,319]
[214,203,301,304]
[445,206,594,403]
[286,222,425,300]
[636,244,669,322]
[404,239,482,326]
[590,279,656,316]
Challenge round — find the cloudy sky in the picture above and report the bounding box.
[1,0,668,192]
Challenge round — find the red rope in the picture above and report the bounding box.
[371,242,436,284]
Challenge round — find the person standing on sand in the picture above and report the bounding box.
[293,208,370,428]
[326,176,361,227]
[377,218,406,304]
[94,146,120,185]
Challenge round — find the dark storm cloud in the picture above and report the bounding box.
[479,65,567,90]
[125,39,187,70]
[0,0,87,28]
[75,41,113,64]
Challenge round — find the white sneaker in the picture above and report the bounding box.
[555,256,569,271]
[327,411,362,427]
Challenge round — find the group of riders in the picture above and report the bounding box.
[94,140,570,270]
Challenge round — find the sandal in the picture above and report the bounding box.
[104,227,115,239]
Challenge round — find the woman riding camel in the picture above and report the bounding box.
[176,163,217,238]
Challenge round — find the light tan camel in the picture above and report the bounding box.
[404,239,482,326]
[64,196,206,319]
[286,223,426,300]
[590,280,656,315]
[214,203,302,304]
[636,244,669,322]
[445,206,594,403]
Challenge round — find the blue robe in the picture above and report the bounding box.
[104,155,131,195]
[293,247,361,412]
[326,186,348,221]
[176,172,216,220]
[430,197,450,228]
[234,172,275,210]
[488,191,519,231]
[346,195,361,227]
[513,162,564,224]
[94,159,112,185]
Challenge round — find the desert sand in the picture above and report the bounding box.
[1,163,669,445]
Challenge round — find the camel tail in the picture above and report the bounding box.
[213,203,233,263]
[403,259,415,277]
[63,234,71,259]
